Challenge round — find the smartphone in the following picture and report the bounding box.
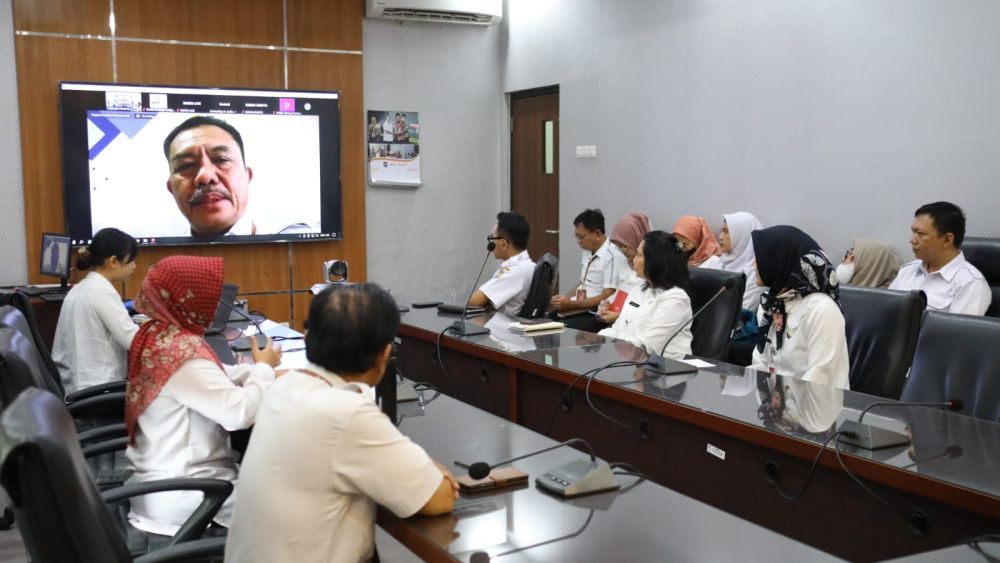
[412,301,443,308]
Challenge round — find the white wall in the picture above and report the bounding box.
[363,18,504,300]
[0,0,26,286]
[502,0,1000,288]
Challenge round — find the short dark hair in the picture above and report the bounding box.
[574,209,606,234]
[642,230,693,298]
[163,116,246,163]
[915,201,966,248]
[76,227,138,270]
[305,283,400,374]
[496,212,529,250]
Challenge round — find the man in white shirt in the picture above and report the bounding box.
[550,209,628,330]
[226,283,458,563]
[469,211,535,317]
[889,201,992,315]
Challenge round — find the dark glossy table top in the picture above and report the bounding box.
[391,393,841,562]
[399,304,1000,502]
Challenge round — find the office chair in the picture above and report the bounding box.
[0,388,229,562]
[840,287,925,399]
[688,268,745,361]
[900,311,1000,423]
[518,253,559,319]
[960,237,1000,318]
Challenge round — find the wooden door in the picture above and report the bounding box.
[510,88,559,261]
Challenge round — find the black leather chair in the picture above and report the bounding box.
[840,287,925,399]
[688,268,746,361]
[900,311,1000,423]
[0,291,63,394]
[960,237,1000,318]
[518,253,559,319]
[0,388,229,562]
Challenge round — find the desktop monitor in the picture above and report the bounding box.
[59,81,343,247]
[40,233,72,289]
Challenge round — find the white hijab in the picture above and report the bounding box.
[717,211,764,275]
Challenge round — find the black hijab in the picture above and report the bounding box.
[751,226,840,352]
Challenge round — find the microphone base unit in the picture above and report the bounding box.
[229,333,269,352]
[535,459,620,498]
[837,419,911,450]
[645,355,699,376]
[449,320,491,337]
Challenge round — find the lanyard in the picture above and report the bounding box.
[579,253,599,290]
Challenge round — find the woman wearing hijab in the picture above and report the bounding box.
[599,230,694,358]
[714,212,765,310]
[596,212,653,326]
[672,215,722,267]
[125,256,282,536]
[748,226,849,389]
[836,239,902,289]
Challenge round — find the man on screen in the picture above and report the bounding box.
[163,116,312,238]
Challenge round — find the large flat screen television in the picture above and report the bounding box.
[60,82,342,247]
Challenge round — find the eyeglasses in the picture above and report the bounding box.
[487,235,508,243]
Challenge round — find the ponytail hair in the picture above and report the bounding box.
[76,228,138,271]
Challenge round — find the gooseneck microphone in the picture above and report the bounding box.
[856,399,964,424]
[217,298,268,350]
[449,241,496,337]
[460,438,597,480]
[838,399,964,451]
[658,278,735,357]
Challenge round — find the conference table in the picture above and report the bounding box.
[377,391,840,562]
[392,302,1000,562]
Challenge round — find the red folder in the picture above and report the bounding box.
[610,290,629,313]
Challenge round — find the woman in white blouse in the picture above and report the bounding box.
[748,226,849,389]
[599,231,693,358]
[704,211,765,311]
[52,228,140,393]
[124,256,281,536]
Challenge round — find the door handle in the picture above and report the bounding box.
[544,230,559,235]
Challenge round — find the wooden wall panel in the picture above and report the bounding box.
[12,0,109,36]
[115,42,284,89]
[287,0,364,51]
[287,51,365,329]
[14,0,366,328]
[114,0,284,45]
[15,35,113,286]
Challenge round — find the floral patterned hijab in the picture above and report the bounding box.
[751,226,839,352]
[126,256,225,442]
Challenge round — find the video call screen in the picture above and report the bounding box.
[60,82,342,246]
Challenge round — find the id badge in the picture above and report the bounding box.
[575,288,587,301]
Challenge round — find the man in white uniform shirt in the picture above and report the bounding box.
[469,211,535,317]
[226,283,457,563]
[889,201,991,315]
[550,208,628,331]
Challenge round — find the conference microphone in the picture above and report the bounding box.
[457,438,620,497]
[645,278,735,377]
[837,399,964,450]
[469,509,596,563]
[217,298,268,351]
[449,241,496,337]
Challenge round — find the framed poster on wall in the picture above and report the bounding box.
[367,109,421,187]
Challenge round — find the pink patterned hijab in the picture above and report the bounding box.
[126,256,225,442]
[610,212,653,254]
[673,215,721,266]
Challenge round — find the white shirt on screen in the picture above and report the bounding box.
[479,250,535,316]
[225,364,443,563]
[579,237,628,298]
[126,359,274,536]
[599,286,693,358]
[888,252,991,316]
[749,292,850,390]
[52,271,138,394]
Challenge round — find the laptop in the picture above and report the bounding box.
[205,283,239,336]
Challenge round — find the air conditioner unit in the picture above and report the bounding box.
[366,0,502,26]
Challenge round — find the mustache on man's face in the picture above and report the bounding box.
[187,184,232,205]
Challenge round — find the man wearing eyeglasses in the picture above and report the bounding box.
[468,211,535,316]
